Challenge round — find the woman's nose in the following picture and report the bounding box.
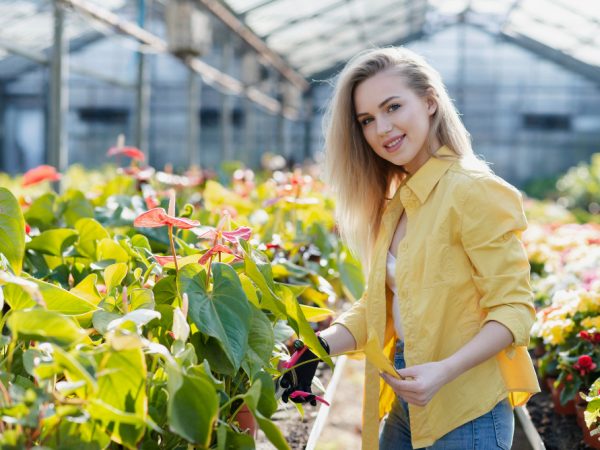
[377,120,392,136]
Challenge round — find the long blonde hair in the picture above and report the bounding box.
[323,47,488,266]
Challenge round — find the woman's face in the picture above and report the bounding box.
[353,70,438,174]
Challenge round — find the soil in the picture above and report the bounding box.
[256,363,333,450]
[526,384,592,450]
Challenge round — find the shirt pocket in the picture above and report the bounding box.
[421,240,456,288]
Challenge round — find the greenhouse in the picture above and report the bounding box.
[0,0,599,449]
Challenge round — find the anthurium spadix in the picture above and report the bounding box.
[134,189,199,273]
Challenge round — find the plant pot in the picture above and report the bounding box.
[580,419,600,449]
[576,400,586,429]
[548,378,576,415]
[234,404,258,438]
[533,342,546,358]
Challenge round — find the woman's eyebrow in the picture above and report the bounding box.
[356,96,401,118]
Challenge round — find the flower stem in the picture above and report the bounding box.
[168,224,179,274]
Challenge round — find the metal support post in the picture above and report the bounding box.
[48,0,68,174]
[220,37,234,163]
[303,88,313,161]
[135,0,150,160]
[187,70,201,167]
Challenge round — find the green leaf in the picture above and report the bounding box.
[104,263,128,292]
[216,424,256,450]
[242,304,274,379]
[92,310,121,335]
[62,190,94,228]
[299,304,334,322]
[75,218,110,259]
[27,229,78,257]
[97,238,130,263]
[71,274,102,305]
[0,188,25,275]
[153,275,178,305]
[338,250,365,302]
[179,263,251,374]
[278,284,332,367]
[7,309,89,347]
[91,336,147,449]
[2,283,36,310]
[30,277,99,317]
[239,241,285,318]
[254,371,277,418]
[167,366,218,445]
[244,380,290,450]
[129,288,155,310]
[24,192,56,230]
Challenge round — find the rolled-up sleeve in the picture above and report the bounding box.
[460,175,535,348]
[331,292,368,351]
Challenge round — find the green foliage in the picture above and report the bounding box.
[0,188,25,275]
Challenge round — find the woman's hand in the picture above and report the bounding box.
[380,361,451,407]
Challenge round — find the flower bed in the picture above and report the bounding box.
[524,217,600,448]
[0,151,364,449]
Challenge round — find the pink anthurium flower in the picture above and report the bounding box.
[107,135,145,162]
[134,190,199,273]
[107,146,145,161]
[288,391,330,406]
[199,226,252,244]
[199,244,235,265]
[22,165,61,187]
[153,254,182,266]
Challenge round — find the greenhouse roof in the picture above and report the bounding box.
[0,0,598,82]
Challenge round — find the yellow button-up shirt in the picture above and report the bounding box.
[333,146,540,449]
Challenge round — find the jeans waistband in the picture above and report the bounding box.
[395,339,404,353]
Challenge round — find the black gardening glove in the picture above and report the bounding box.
[280,336,330,406]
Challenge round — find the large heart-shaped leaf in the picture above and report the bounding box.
[104,262,128,293]
[242,304,274,379]
[30,278,99,317]
[92,335,147,449]
[27,229,78,257]
[0,188,25,275]
[179,263,251,374]
[75,218,110,259]
[167,365,218,445]
[7,309,89,347]
[24,192,56,230]
[62,190,94,227]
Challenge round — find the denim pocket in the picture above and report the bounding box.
[490,399,514,450]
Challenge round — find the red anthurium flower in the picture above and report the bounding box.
[107,146,145,161]
[25,223,31,235]
[199,244,235,265]
[153,255,182,266]
[22,165,61,187]
[199,226,252,244]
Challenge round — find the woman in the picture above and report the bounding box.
[281,47,540,449]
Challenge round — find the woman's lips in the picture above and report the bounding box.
[383,134,405,153]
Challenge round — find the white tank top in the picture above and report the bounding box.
[386,250,404,339]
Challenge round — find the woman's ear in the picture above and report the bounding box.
[426,88,437,116]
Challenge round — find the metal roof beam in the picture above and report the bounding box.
[60,0,300,119]
[239,0,279,16]
[259,0,347,39]
[279,0,428,57]
[196,0,309,91]
[0,38,135,88]
[499,30,600,86]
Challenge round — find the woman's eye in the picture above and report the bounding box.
[360,117,373,126]
[388,103,401,112]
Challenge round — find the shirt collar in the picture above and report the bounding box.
[404,145,457,205]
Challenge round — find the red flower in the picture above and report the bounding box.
[199,244,236,265]
[574,354,597,376]
[198,226,252,244]
[25,223,31,235]
[22,165,61,187]
[580,330,592,341]
[107,146,145,161]
[153,255,182,266]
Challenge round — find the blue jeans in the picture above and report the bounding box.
[379,341,514,449]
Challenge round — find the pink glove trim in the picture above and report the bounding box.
[289,390,330,406]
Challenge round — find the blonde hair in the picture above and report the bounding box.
[323,47,489,266]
